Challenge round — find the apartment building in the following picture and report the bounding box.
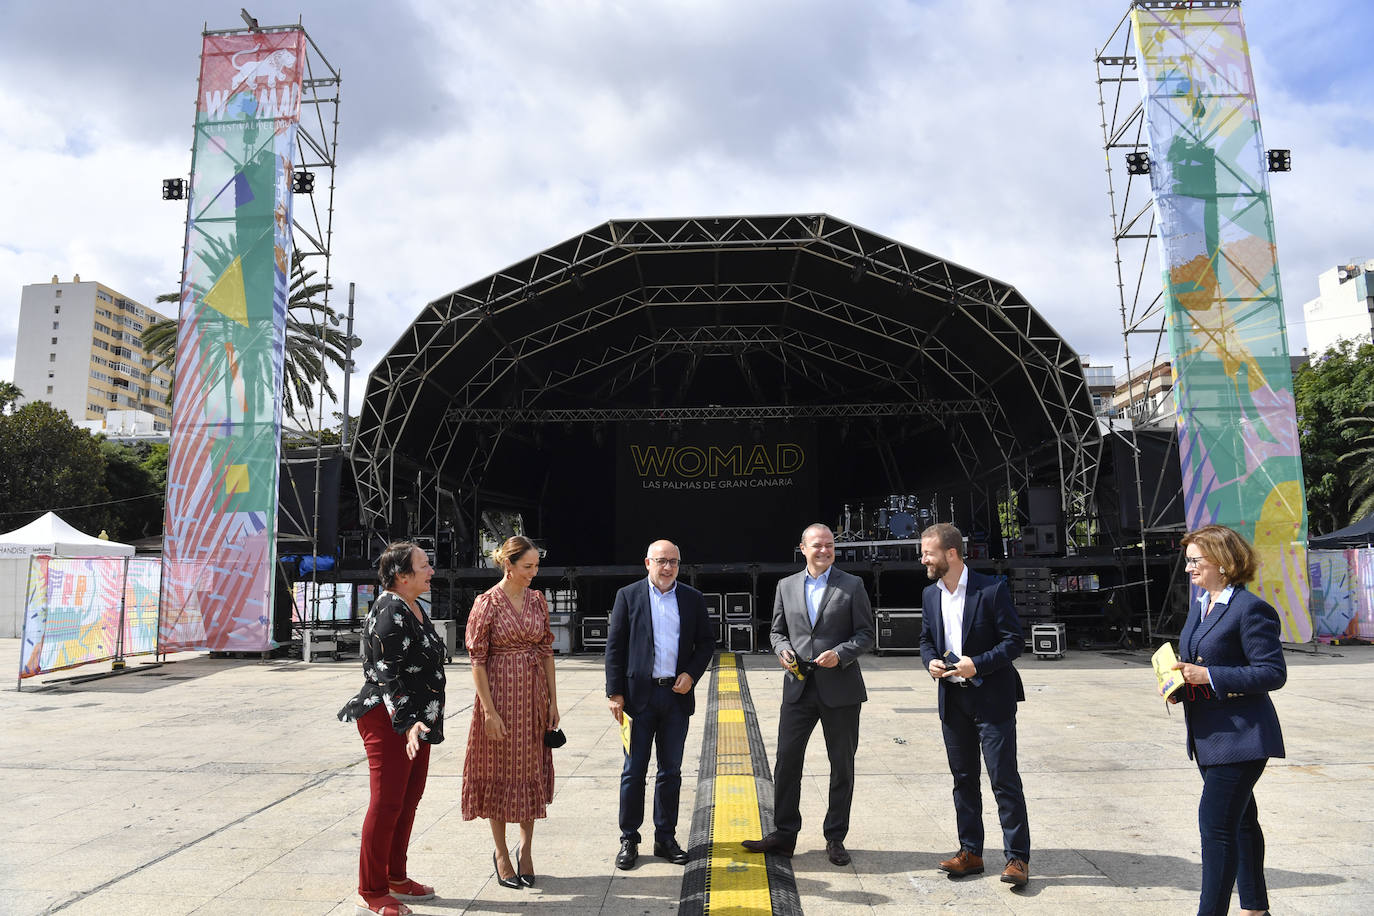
[1302,260,1374,357]
[13,275,173,427]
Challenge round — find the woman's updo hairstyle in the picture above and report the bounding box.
[378,540,421,590]
[492,535,538,572]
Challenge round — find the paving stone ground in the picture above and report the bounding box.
[3,638,1371,915]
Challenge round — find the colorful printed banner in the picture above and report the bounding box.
[160,31,305,651]
[20,557,160,679]
[1309,549,1374,641]
[1131,5,1311,640]
[292,581,354,623]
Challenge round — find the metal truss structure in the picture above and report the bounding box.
[352,214,1100,559]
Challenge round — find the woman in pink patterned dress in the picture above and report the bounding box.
[463,535,559,890]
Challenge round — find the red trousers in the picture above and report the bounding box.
[357,705,430,898]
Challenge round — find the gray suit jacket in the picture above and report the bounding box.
[770,566,875,706]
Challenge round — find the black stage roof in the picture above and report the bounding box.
[351,214,1099,558]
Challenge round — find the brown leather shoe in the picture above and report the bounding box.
[938,849,984,876]
[1001,858,1029,887]
[740,831,795,858]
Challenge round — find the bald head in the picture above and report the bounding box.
[645,539,681,592]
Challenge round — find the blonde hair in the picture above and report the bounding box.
[1181,524,1258,586]
[491,535,538,571]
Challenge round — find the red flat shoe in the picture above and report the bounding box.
[355,894,412,916]
[388,877,436,901]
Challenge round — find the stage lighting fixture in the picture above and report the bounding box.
[571,268,586,291]
[1125,151,1151,175]
[291,170,316,194]
[162,178,186,200]
[1266,149,1291,172]
[850,259,867,283]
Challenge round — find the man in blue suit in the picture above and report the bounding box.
[605,539,715,870]
[918,523,1030,888]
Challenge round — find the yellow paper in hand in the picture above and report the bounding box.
[620,711,632,754]
[1151,642,1185,700]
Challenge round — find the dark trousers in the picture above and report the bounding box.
[620,683,691,844]
[1196,758,1268,916]
[940,684,1030,862]
[772,679,861,842]
[357,706,430,899]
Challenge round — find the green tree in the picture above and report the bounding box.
[143,249,350,423]
[1293,338,1374,533]
[0,402,110,534]
[0,381,21,414]
[97,439,165,540]
[1338,401,1374,522]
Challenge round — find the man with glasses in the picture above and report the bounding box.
[743,523,874,866]
[605,539,715,870]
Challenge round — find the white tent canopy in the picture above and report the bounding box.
[0,511,135,557]
[1,512,135,638]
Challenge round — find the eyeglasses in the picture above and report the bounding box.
[1184,556,1208,568]
[647,557,680,567]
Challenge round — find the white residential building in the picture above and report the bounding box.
[13,276,173,427]
[1302,260,1374,356]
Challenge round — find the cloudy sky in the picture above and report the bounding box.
[1,0,1368,413]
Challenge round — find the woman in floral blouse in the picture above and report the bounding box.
[463,535,559,889]
[339,542,446,916]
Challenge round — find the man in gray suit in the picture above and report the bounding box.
[742,523,874,866]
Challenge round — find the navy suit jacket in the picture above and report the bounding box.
[1178,585,1286,764]
[604,579,715,717]
[919,569,1025,723]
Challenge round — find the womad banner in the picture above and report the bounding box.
[20,557,160,680]
[160,30,305,651]
[1130,5,1311,640]
[614,422,818,563]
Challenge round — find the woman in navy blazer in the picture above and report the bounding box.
[1167,525,1286,916]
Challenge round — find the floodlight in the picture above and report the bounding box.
[1125,152,1151,175]
[291,171,316,194]
[162,178,186,200]
[1266,149,1291,172]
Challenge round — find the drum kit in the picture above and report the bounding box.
[836,495,938,542]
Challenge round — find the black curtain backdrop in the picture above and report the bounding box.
[614,421,819,564]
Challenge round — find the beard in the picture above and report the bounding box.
[923,557,948,580]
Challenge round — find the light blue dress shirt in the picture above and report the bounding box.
[649,579,680,679]
[805,568,831,627]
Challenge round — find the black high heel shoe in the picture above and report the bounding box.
[512,843,536,887]
[493,850,522,890]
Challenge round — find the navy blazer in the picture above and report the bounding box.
[1177,585,1286,765]
[919,569,1025,723]
[604,579,715,717]
[770,566,875,707]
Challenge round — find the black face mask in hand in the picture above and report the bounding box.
[543,728,567,748]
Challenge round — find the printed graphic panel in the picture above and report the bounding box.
[1131,5,1311,640]
[159,31,305,651]
[20,557,160,679]
[1309,549,1374,641]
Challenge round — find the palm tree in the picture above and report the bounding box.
[0,380,21,414]
[1339,401,1374,523]
[143,250,351,424]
